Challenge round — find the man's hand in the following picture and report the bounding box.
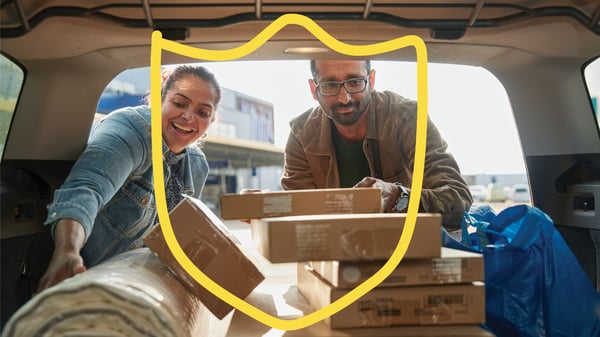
[37,219,87,292]
[354,177,402,212]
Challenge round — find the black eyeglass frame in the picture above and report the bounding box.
[315,78,369,96]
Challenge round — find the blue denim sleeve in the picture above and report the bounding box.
[45,108,150,241]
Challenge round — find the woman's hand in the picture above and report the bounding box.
[37,219,87,292]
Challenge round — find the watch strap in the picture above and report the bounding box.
[393,182,410,212]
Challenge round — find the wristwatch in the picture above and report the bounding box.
[393,182,410,212]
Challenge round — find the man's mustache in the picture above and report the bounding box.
[331,102,359,110]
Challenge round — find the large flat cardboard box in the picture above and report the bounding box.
[297,263,486,329]
[309,247,484,289]
[220,188,382,220]
[144,195,265,319]
[250,213,441,263]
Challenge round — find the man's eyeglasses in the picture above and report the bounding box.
[315,78,368,96]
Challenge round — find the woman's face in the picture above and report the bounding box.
[161,75,217,154]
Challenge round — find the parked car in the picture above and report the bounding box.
[468,185,488,202]
[510,183,532,203]
[486,183,508,203]
[2,0,599,333]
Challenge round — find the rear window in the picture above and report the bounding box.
[98,60,529,212]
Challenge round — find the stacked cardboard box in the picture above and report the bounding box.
[309,247,484,288]
[220,188,488,334]
[296,248,486,328]
[248,213,442,263]
[220,187,383,219]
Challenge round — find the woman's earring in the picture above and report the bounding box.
[196,133,207,148]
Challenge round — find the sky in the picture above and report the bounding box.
[115,59,599,176]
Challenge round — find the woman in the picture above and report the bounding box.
[37,65,221,291]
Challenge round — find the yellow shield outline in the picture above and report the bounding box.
[150,13,428,331]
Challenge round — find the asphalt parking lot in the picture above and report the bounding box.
[482,201,531,214]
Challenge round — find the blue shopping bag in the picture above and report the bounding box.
[442,204,600,337]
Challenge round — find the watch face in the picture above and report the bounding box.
[396,196,409,212]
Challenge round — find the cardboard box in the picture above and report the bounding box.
[220,188,382,220]
[309,247,484,289]
[250,213,441,263]
[297,264,486,328]
[225,280,494,336]
[144,195,265,319]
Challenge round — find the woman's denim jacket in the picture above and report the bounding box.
[45,106,209,266]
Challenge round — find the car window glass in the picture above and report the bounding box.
[97,60,528,212]
[583,57,600,131]
[0,53,24,160]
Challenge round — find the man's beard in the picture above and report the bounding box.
[322,92,371,126]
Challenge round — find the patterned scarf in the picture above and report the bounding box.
[164,150,186,212]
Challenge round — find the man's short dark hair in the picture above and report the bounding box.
[310,60,371,80]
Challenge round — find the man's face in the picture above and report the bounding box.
[309,60,375,126]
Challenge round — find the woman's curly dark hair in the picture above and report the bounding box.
[160,65,222,106]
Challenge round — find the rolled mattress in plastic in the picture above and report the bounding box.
[2,248,232,337]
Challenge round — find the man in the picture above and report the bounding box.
[281,60,472,230]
